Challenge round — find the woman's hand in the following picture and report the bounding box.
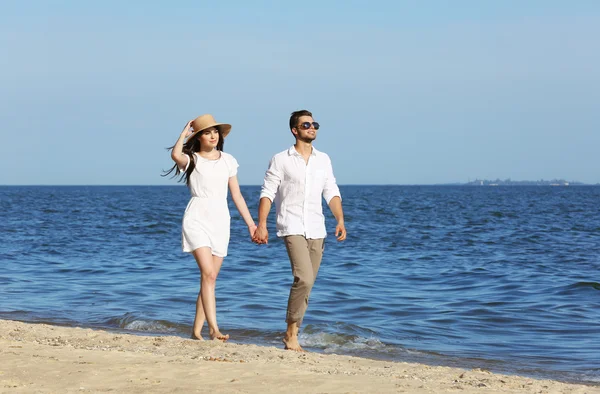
[248,224,257,239]
[181,120,193,139]
[171,120,194,169]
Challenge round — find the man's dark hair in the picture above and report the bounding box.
[289,110,313,131]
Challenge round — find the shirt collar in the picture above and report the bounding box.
[288,145,318,157]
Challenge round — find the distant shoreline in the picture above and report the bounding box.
[461,179,587,186]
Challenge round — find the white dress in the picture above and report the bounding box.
[181,151,238,257]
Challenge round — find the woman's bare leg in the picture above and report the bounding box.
[191,291,205,340]
[192,247,228,341]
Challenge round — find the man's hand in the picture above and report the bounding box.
[253,225,269,244]
[335,221,346,241]
[328,197,346,241]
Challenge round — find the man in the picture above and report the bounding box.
[253,109,346,352]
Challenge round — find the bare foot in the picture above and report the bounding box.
[190,333,204,341]
[283,335,305,352]
[209,332,229,342]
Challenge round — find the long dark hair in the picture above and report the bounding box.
[162,128,225,186]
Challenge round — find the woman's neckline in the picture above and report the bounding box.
[195,151,222,161]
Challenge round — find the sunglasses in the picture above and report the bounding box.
[297,122,320,130]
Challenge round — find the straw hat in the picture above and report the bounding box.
[186,114,232,142]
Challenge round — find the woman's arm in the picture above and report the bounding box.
[228,175,257,234]
[171,120,193,171]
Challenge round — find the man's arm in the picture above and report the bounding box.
[328,196,346,241]
[322,155,346,241]
[322,155,341,205]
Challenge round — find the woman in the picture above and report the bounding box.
[165,114,256,341]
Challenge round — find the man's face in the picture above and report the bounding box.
[293,115,318,142]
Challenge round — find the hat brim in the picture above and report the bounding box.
[185,123,232,143]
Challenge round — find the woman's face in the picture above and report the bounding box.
[198,127,219,149]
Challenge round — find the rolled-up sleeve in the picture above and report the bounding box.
[322,156,341,204]
[260,156,282,202]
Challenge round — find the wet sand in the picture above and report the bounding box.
[1,319,598,393]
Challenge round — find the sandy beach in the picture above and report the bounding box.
[1,320,598,393]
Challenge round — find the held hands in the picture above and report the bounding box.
[252,225,269,245]
[252,223,344,243]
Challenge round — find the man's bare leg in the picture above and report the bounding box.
[283,321,305,351]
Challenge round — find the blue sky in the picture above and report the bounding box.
[1,1,599,185]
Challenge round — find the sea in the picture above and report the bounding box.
[1,185,599,385]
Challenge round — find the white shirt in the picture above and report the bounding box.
[260,146,341,239]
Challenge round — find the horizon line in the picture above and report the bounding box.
[1,183,598,187]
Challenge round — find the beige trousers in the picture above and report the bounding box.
[283,235,325,324]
